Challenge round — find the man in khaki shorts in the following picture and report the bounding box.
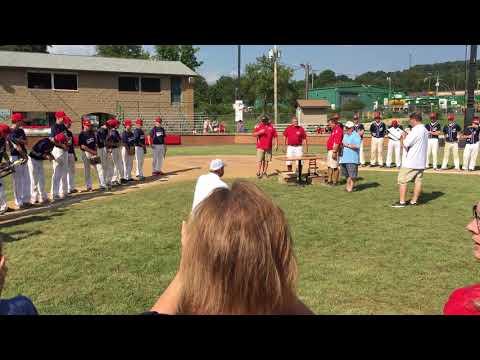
[392,112,429,208]
[253,115,278,178]
[326,116,344,185]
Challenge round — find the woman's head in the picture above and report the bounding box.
[179,181,298,314]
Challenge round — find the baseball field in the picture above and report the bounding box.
[1,144,480,314]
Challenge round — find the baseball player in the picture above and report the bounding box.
[79,119,106,191]
[441,113,461,170]
[133,118,146,181]
[7,113,31,209]
[96,119,111,188]
[353,114,365,166]
[385,120,404,168]
[50,110,69,201]
[461,116,480,171]
[283,116,308,172]
[425,112,442,170]
[107,118,126,185]
[60,116,78,194]
[121,119,135,182]
[0,123,11,214]
[369,112,386,167]
[150,117,167,176]
[28,134,65,205]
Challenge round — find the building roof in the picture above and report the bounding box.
[0,51,198,77]
[296,99,330,108]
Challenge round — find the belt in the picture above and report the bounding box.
[288,145,302,147]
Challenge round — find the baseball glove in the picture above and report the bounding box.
[89,156,101,165]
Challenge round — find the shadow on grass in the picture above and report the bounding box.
[0,229,43,243]
[0,208,67,234]
[420,191,445,204]
[165,167,202,176]
[355,182,381,192]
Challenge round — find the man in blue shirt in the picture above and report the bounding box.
[340,121,362,192]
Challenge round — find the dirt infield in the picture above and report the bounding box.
[1,154,479,223]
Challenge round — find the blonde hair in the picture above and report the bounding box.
[178,181,298,314]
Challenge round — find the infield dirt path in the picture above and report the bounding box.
[1,154,478,223]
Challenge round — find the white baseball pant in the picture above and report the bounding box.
[51,147,68,198]
[135,146,145,177]
[111,147,124,182]
[121,147,134,180]
[81,151,105,189]
[386,140,401,168]
[60,153,76,194]
[442,142,460,170]
[98,147,112,186]
[426,138,439,168]
[0,178,7,213]
[10,155,31,206]
[28,157,47,204]
[463,143,479,171]
[286,145,303,166]
[359,140,365,165]
[370,137,384,166]
[152,144,165,173]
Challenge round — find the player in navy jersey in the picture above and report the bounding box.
[121,119,136,181]
[425,112,442,170]
[369,112,386,167]
[134,118,146,181]
[150,117,167,176]
[441,113,462,170]
[79,119,106,191]
[50,110,69,201]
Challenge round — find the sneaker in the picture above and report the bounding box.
[369,164,375,167]
[138,176,145,181]
[120,178,128,184]
[433,168,439,171]
[158,171,165,176]
[391,201,407,208]
[152,171,159,176]
[408,201,418,206]
[256,172,261,179]
[379,165,385,168]
[70,189,78,194]
[99,186,106,192]
[262,173,268,178]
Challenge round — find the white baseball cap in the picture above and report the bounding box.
[209,159,225,171]
[345,121,355,128]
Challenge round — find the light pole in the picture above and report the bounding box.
[465,45,477,127]
[269,46,281,124]
[387,76,391,108]
[300,63,310,100]
[235,45,241,100]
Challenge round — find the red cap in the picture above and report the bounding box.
[54,133,68,144]
[429,112,437,119]
[106,119,116,128]
[124,119,132,127]
[0,123,11,137]
[155,116,162,123]
[136,118,143,125]
[443,284,480,315]
[447,113,455,120]
[83,119,92,127]
[55,110,66,119]
[391,119,398,126]
[11,112,24,123]
[63,116,72,125]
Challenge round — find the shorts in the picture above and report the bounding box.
[397,168,424,185]
[327,150,339,169]
[340,163,358,179]
[257,149,272,162]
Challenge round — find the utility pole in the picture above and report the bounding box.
[235,45,241,100]
[269,45,280,124]
[465,45,477,127]
[435,72,440,96]
[409,52,412,69]
[301,63,310,100]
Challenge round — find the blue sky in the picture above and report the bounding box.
[49,45,471,84]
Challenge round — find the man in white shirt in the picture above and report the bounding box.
[192,159,229,212]
[392,113,429,208]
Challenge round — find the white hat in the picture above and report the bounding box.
[209,159,225,171]
[345,121,355,128]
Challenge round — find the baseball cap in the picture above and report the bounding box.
[124,119,132,127]
[63,116,72,125]
[54,133,67,144]
[209,159,225,171]
[136,118,143,125]
[11,113,24,123]
[344,121,355,128]
[391,119,398,126]
[443,284,480,315]
[55,110,66,119]
[0,123,11,137]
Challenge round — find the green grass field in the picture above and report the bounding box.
[1,168,480,314]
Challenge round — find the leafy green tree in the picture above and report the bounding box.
[153,45,203,71]
[96,45,149,59]
[342,99,366,111]
[0,45,49,53]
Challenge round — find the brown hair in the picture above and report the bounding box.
[178,181,298,314]
[0,238,5,295]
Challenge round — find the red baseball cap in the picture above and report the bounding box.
[443,284,480,315]
[55,110,66,119]
[391,119,398,126]
[136,118,143,126]
[106,119,116,128]
[124,119,132,127]
[447,113,455,121]
[155,116,162,123]
[11,112,24,123]
[54,133,68,144]
[0,123,11,137]
[63,116,72,125]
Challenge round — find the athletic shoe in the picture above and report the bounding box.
[138,176,145,181]
[120,178,128,184]
[262,173,268,178]
[433,168,439,171]
[99,186,106,191]
[152,171,159,176]
[369,164,375,167]
[256,173,262,179]
[70,189,78,194]
[158,171,165,176]
[408,201,418,206]
[127,178,134,182]
[379,165,385,168]
[391,201,407,208]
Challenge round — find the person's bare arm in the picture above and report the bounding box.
[283,136,287,152]
[304,136,309,153]
[150,272,182,315]
[80,145,96,155]
[288,297,315,315]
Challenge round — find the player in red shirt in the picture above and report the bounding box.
[253,115,278,179]
[283,116,308,172]
[326,116,344,185]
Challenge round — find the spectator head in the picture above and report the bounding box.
[327,118,337,129]
[209,159,225,177]
[374,112,382,121]
[124,119,133,130]
[466,202,480,260]
[409,112,422,127]
[180,181,298,314]
[10,112,24,126]
[55,110,66,124]
[291,116,298,126]
[473,116,480,127]
[83,119,92,131]
[391,119,399,127]
[260,114,270,124]
[136,118,143,127]
[344,121,355,134]
[353,113,360,122]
